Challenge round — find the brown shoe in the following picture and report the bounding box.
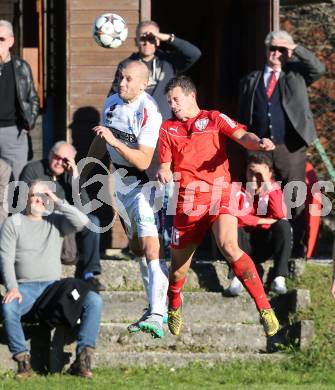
[68,347,94,378]
[86,277,106,292]
[14,352,33,379]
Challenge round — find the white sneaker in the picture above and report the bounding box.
[271,276,287,295]
[228,276,245,296]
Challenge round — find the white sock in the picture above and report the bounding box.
[136,256,150,303]
[148,259,169,322]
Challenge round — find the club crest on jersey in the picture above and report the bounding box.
[195,118,209,131]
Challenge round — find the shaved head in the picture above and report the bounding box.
[125,61,150,83]
[119,61,150,102]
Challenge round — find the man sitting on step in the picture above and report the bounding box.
[0,181,102,378]
[228,153,292,296]
[19,141,105,292]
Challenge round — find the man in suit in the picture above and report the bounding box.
[239,30,325,257]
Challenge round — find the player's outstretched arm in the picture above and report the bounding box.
[231,129,275,152]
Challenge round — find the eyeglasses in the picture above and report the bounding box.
[269,46,287,54]
[52,153,68,164]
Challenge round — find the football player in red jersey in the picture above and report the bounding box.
[157,75,280,338]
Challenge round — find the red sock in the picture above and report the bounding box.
[168,276,186,310]
[231,253,271,311]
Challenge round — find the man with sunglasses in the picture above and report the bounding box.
[19,141,105,292]
[239,30,325,258]
[0,20,39,180]
[110,20,201,121]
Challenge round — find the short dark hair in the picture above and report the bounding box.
[136,20,159,37]
[247,153,273,171]
[164,75,197,95]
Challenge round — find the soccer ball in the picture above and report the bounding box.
[92,13,128,49]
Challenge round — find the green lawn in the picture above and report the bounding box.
[1,263,334,389]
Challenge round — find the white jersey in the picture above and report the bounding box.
[102,92,162,183]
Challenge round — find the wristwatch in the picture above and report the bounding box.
[168,34,175,43]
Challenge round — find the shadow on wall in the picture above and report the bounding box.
[69,106,100,161]
[70,106,116,251]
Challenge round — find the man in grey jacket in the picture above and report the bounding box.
[239,30,325,257]
[0,181,102,378]
[0,20,39,180]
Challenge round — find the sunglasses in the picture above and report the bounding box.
[269,46,287,54]
[0,37,8,42]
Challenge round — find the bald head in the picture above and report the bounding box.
[118,61,149,102]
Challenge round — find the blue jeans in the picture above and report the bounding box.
[1,281,54,356]
[1,282,102,357]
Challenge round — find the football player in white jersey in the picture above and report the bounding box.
[92,61,168,338]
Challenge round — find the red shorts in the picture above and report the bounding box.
[171,192,234,249]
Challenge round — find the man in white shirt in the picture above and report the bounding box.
[92,61,168,338]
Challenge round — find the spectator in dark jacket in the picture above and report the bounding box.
[110,20,201,120]
[239,30,325,257]
[228,154,292,296]
[0,20,39,180]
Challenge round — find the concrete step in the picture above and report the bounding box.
[0,319,313,370]
[92,351,286,368]
[62,259,306,292]
[100,289,311,324]
[96,322,269,353]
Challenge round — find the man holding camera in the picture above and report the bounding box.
[239,30,325,257]
[19,141,104,291]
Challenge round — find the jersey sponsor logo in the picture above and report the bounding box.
[110,127,137,143]
[195,118,209,131]
[219,113,237,128]
[106,104,117,122]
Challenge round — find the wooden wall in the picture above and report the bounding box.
[66,0,150,249]
[66,0,141,148]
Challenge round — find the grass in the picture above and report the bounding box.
[1,263,334,389]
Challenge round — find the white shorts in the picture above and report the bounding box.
[115,186,160,239]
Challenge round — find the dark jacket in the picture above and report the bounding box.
[110,37,201,120]
[12,55,39,130]
[19,159,91,208]
[239,45,325,146]
[33,278,92,328]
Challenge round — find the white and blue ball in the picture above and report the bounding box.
[93,13,128,49]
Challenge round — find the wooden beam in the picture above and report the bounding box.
[140,0,150,21]
[272,0,280,30]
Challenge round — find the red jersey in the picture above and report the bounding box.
[236,184,287,230]
[159,110,246,193]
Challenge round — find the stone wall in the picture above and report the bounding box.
[280,2,335,180]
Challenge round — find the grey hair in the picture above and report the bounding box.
[0,20,14,37]
[49,141,77,158]
[136,20,159,37]
[264,30,294,47]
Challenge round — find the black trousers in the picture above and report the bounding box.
[238,220,292,278]
[271,144,307,256]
